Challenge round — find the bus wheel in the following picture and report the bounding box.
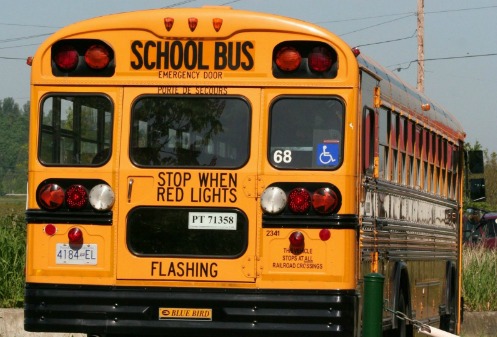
[384,293,413,337]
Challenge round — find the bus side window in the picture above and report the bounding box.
[363,108,375,174]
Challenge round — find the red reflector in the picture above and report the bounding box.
[319,229,331,241]
[44,224,57,236]
[275,46,301,72]
[65,185,88,209]
[85,44,111,70]
[38,184,65,210]
[53,45,79,71]
[312,187,339,214]
[308,46,333,72]
[68,227,83,244]
[288,188,311,214]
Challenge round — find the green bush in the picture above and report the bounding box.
[462,245,497,311]
[0,204,25,307]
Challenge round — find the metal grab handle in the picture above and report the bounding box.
[127,178,134,202]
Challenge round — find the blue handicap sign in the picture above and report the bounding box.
[316,143,339,167]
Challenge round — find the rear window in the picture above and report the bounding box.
[269,97,344,169]
[39,95,112,166]
[130,96,250,168]
[127,207,248,257]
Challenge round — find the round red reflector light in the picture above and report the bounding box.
[288,188,311,214]
[53,45,79,71]
[275,46,301,72]
[312,187,339,214]
[65,185,88,209]
[37,183,65,210]
[308,46,333,72]
[85,44,111,70]
[44,224,57,236]
[319,229,331,241]
[68,227,83,244]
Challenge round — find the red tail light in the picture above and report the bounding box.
[85,44,111,70]
[65,185,88,209]
[289,231,305,254]
[288,188,311,214]
[312,187,340,214]
[308,46,333,72]
[53,45,79,71]
[38,183,65,210]
[68,227,83,244]
[275,46,301,72]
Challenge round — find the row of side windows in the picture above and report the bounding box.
[364,106,460,200]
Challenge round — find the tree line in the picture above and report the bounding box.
[0,97,29,195]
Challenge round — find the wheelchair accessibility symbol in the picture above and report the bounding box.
[316,143,339,167]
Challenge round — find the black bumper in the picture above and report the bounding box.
[25,283,359,337]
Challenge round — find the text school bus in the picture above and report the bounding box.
[25,6,465,337]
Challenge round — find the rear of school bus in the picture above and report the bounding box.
[24,7,361,337]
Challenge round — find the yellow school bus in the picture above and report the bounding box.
[24,6,465,337]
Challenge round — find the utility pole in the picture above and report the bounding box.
[417,0,425,92]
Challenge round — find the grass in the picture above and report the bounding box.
[462,244,497,312]
[0,196,26,307]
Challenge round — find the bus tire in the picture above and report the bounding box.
[384,292,413,337]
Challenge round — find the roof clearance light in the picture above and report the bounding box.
[275,46,301,72]
[37,183,65,210]
[308,46,333,72]
[85,44,111,70]
[89,184,115,211]
[312,187,340,214]
[212,18,223,32]
[65,184,88,210]
[68,227,83,244]
[164,17,174,31]
[188,17,198,32]
[288,188,311,214]
[261,187,287,214]
[53,45,79,71]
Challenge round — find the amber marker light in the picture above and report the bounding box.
[164,17,174,31]
[275,46,301,72]
[37,183,65,210]
[188,17,198,32]
[212,18,223,32]
[85,44,111,70]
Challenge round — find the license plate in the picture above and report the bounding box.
[159,307,212,321]
[188,212,237,230]
[56,243,97,265]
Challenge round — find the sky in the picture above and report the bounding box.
[1,0,497,153]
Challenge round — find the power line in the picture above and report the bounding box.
[391,53,497,72]
[355,30,417,48]
[339,14,414,36]
[0,33,52,44]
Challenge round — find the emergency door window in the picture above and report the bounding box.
[269,97,344,169]
[130,96,250,168]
